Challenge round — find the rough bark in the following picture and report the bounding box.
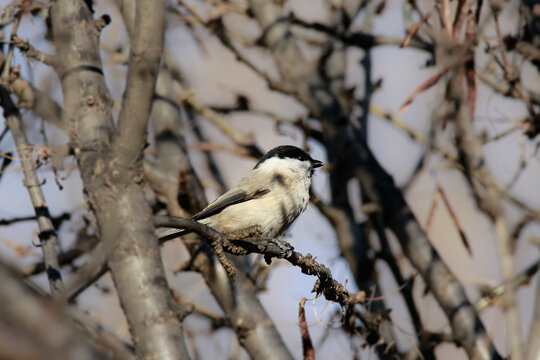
[50,1,190,358]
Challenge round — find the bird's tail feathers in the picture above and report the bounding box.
[157,229,192,245]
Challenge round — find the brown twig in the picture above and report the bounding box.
[437,183,472,255]
[397,67,448,114]
[401,12,430,48]
[299,298,315,360]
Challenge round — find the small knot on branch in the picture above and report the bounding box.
[12,36,55,66]
[95,14,111,34]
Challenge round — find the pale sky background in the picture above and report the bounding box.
[0,0,539,359]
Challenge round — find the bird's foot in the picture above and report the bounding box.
[262,237,294,264]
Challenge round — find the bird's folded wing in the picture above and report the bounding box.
[192,187,270,221]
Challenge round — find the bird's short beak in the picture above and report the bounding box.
[311,159,324,168]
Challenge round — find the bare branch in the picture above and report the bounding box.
[0,84,65,299]
[64,243,108,302]
[22,233,97,277]
[112,0,164,167]
[155,216,364,309]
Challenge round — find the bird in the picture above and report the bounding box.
[158,145,323,249]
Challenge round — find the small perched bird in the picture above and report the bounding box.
[159,145,323,247]
[193,145,323,241]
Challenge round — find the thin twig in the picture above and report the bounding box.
[370,105,540,221]
[176,83,263,157]
[476,260,539,313]
[12,36,55,66]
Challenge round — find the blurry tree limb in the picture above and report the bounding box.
[350,137,501,359]
[0,0,50,26]
[21,269,134,359]
[171,290,228,328]
[526,267,540,360]
[65,306,134,360]
[22,233,98,276]
[64,243,108,302]
[0,261,105,360]
[50,0,190,358]
[0,84,65,299]
[476,260,539,313]
[0,211,70,228]
[313,193,405,357]
[1,14,20,80]
[204,27,309,106]
[476,68,540,107]
[146,64,207,216]
[287,15,433,52]
[370,214,425,347]
[163,54,265,158]
[28,84,64,130]
[451,72,522,360]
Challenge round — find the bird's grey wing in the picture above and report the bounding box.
[192,186,270,221]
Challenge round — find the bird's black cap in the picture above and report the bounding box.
[255,145,323,169]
